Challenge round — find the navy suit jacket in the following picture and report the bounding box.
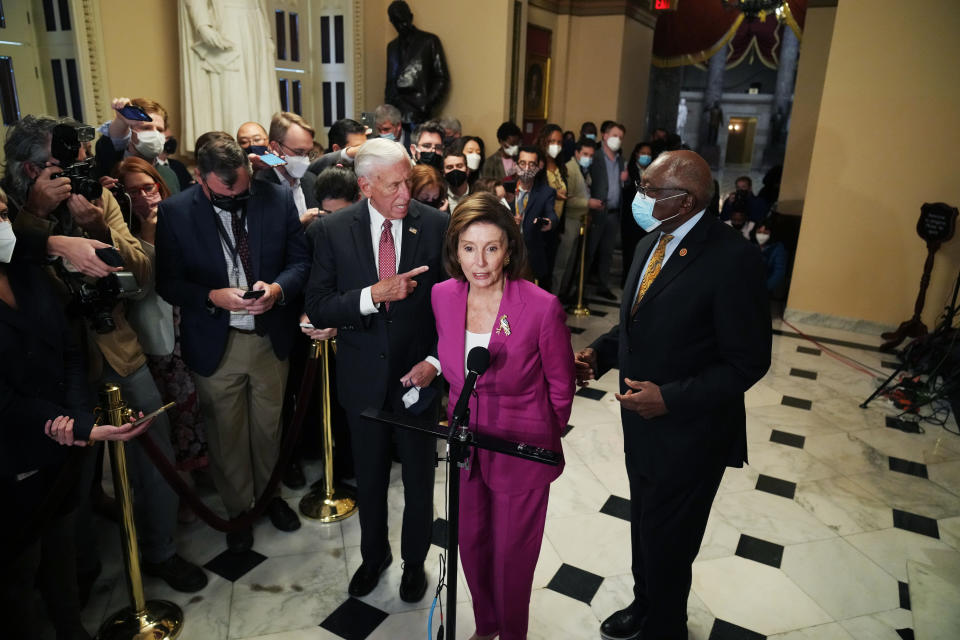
[155,181,310,377]
[304,198,448,414]
[514,182,557,280]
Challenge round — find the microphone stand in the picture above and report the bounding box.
[360,407,560,639]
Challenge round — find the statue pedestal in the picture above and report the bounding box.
[700,144,721,170]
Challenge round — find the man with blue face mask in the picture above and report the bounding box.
[95,97,180,195]
[575,150,771,640]
[374,103,404,143]
[253,111,322,228]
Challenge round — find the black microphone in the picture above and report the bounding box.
[451,346,490,429]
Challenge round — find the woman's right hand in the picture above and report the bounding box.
[89,416,153,443]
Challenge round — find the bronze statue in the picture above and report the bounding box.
[385,1,450,124]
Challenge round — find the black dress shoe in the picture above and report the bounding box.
[348,551,393,597]
[226,527,254,554]
[600,606,643,640]
[142,554,209,593]
[268,497,301,532]
[283,459,306,489]
[399,562,428,602]
[596,288,618,301]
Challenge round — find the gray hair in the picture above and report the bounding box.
[438,117,462,136]
[0,114,65,203]
[354,138,410,179]
[412,120,445,146]
[196,137,250,187]
[374,104,402,128]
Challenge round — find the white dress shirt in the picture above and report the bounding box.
[273,167,307,215]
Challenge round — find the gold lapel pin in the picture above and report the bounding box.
[409,227,418,234]
[497,314,511,336]
[679,248,688,257]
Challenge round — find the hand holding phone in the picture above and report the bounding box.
[116,104,152,122]
[259,152,287,167]
[242,289,266,300]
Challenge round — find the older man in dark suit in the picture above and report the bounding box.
[156,137,310,553]
[305,137,448,603]
[576,150,771,640]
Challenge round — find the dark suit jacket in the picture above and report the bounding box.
[514,182,557,280]
[589,148,625,205]
[254,167,321,211]
[0,262,94,477]
[155,182,311,377]
[591,214,771,481]
[304,198,448,413]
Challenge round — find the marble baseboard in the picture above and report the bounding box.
[782,309,895,338]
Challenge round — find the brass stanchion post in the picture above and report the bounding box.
[299,339,357,522]
[96,384,183,640]
[572,214,591,317]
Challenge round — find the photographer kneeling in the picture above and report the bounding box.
[0,115,207,594]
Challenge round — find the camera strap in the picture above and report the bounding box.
[211,207,247,286]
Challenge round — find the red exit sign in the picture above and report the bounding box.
[652,0,678,10]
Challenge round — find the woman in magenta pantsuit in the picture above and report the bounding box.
[431,193,576,639]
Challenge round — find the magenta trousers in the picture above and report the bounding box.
[459,467,550,640]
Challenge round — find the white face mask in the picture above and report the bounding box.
[465,152,482,171]
[134,129,165,160]
[284,155,310,179]
[547,143,561,159]
[0,220,16,263]
[755,232,770,246]
[503,144,519,157]
[606,136,622,152]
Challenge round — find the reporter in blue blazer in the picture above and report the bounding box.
[156,137,310,551]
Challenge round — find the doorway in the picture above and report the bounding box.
[725,116,757,165]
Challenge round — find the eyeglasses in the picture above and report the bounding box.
[279,141,312,157]
[516,160,539,169]
[126,182,158,196]
[417,142,443,152]
[634,181,688,199]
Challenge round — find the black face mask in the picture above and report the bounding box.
[732,221,745,229]
[163,137,178,155]
[418,151,442,169]
[445,169,467,188]
[206,183,251,212]
[247,145,269,156]
[419,197,444,209]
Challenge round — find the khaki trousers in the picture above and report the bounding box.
[193,330,289,517]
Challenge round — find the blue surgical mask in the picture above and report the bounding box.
[637,154,652,167]
[585,133,596,141]
[578,155,593,169]
[380,131,396,142]
[631,191,684,232]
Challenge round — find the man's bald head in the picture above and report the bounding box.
[648,150,713,210]
[236,122,268,151]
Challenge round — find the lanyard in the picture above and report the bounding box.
[211,207,247,285]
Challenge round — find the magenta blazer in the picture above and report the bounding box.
[432,276,576,493]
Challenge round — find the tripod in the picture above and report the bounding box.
[361,407,560,639]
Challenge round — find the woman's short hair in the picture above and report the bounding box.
[443,192,528,281]
[409,164,444,199]
[472,177,502,195]
[118,156,171,200]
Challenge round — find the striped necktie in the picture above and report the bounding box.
[631,233,673,316]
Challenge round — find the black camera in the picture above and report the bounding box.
[58,247,141,334]
[50,123,101,201]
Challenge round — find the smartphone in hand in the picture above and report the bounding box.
[117,104,152,122]
[242,289,266,300]
[259,152,287,167]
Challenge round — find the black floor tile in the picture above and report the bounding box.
[882,360,901,370]
[796,346,821,356]
[576,387,606,400]
[755,474,797,500]
[589,309,608,318]
[889,456,928,478]
[568,326,586,335]
[320,597,389,640]
[899,580,911,610]
[886,416,923,433]
[896,629,915,640]
[893,509,939,538]
[772,328,883,353]
[709,618,767,640]
[561,424,574,437]
[432,518,448,548]
[584,297,621,309]
[781,396,813,410]
[789,367,818,380]
[545,563,604,604]
[204,549,267,582]
[735,534,785,569]
[600,495,631,522]
[769,429,805,449]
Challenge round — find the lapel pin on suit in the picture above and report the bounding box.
[409,227,418,234]
[679,248,688,257]
[497,314,511,336]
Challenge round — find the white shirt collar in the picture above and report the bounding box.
[273,166,299,188]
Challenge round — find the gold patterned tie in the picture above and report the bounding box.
[631,233,674,316]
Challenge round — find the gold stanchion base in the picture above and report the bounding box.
[299,484,358,523]
[96,600,183,640]
[571,305,591,317]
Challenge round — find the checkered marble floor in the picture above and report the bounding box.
[72,300,960,640]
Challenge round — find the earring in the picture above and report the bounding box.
[505,256,511,265]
